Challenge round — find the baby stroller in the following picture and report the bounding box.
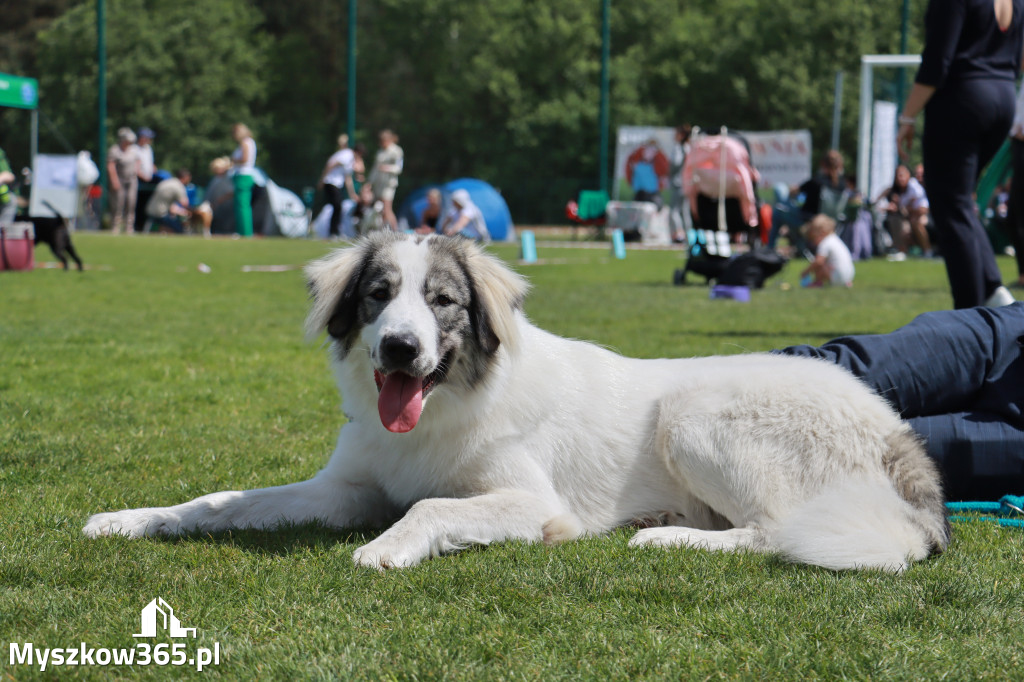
[676,127,764,284]
[682,126,761,244]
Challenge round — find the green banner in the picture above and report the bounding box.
[0,72,39,110]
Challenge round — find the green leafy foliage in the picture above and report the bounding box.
[32,0,269,174]
[2,0,930,221]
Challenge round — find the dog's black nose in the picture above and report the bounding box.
[380,334,422,368]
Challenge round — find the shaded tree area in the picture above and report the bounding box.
[0,0,86,164]
[40,0,267,177]
[0,0,926,224]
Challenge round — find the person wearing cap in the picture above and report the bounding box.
[107,127,140,234]
[439,189,490,243]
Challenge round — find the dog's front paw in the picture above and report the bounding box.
[352,537,427,570]
[82,509,178,539]
[629,526,691,548]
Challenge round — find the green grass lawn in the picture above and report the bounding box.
[2,233,1022,680]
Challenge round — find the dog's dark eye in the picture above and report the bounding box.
[435,294,454,307]
[370,289,390,302]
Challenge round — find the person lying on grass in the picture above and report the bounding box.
[778,302,1024,501]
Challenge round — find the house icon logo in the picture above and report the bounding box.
[133,598,197,638]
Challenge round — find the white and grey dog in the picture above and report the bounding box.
[84,232,949,571]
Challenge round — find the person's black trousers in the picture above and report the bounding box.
[324,184,344,237]
[923,78,1015,308]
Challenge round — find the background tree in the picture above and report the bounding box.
[0,0,87,167]
[2,0,928,224]
[31,0,268,176]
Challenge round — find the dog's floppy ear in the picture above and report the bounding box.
[304,242,368,343]
[462,243,529,355]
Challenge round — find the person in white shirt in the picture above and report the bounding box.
[230,123,257,237]
[136,127,155,182]
[879,164,933,258]
[318,134,357,238]
[801,214,855,287]
[133,127,157,231]
[439,189,490,243]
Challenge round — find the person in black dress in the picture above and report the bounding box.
[898,0,1023,309]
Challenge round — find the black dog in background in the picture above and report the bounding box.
[30,215,84,271]
[31,200,84,271]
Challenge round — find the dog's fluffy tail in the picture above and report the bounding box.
[775,429,950,573]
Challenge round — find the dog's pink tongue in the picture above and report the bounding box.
[377,372,424,433]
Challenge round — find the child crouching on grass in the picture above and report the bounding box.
[800,214,855,288]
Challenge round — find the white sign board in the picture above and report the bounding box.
[869,101,898,203]
[29,154,78,219]
[612,126,677,201]
[739,130,813,189]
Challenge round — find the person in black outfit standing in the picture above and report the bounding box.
[898,0,1023,309]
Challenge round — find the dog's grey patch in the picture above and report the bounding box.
[426,238,501,389]
[354,249,403,324]
[883,426,951,552]
[325,232,406,356]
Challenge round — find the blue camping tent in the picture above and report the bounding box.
[398,178,515,241]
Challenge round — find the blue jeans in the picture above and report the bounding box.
[776,303,1024,500]
[153,214,185,233]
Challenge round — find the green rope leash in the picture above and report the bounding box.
[946,495,1024,528]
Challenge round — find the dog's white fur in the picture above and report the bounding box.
[84,234,947,571]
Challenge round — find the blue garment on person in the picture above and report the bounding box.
[776,303,1024,500]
